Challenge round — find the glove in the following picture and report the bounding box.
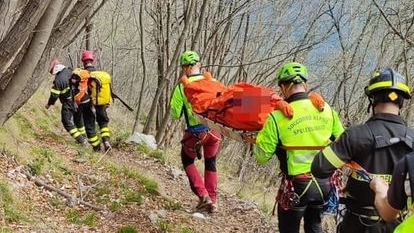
[309,92,325,111]
[274,100,294,119]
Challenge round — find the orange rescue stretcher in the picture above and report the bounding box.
[182,72,325,144]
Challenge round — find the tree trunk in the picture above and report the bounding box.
[132,0,147,134]
[0,0,49,77]
[0,0,11,38]
[9,0,98,123]
[85,15,93,50]
[0,0,63,125]
[143,0,195,134]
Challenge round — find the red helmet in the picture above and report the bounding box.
[49,59,61,74]
[81,50,95,63]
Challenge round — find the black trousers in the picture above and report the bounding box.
[60,98,76,132]
[278,177,330,233]
[337,210,400,233]
[95,105,109,128]
[78,102,100,147]
[73,108,84,130]
[95,105,110,141]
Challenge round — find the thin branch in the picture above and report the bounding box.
[63,0,109,49]
[371,0,414,47]
[22,169,104,211]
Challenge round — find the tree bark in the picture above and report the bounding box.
[132,0,147,134]
[143,0,195,134]
[0,0,50,77]
[0,0,63,126]
[0,0,11,38]
[10,0,98,122]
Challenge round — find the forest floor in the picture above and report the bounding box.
[0,128,282,233]
[0,132,338,233]
[0,93,336,233]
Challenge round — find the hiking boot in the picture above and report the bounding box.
[81,140,89,147]
[209,203,218,213]
[76,135,87,145]
[93,144,101,152]
[196,196,212,210]
[103,141,112,152]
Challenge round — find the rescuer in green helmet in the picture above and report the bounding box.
[254,61,345,233]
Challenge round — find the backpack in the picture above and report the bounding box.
[394,153,414,233]
[71,68,91,105]
[89,70,112,105]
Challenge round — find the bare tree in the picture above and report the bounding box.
[0,0,106,126]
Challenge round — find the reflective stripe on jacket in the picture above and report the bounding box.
[312,113,414,206]
[47,67,72,105]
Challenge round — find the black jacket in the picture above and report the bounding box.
[312,113,414,207]
[47,67,72,105]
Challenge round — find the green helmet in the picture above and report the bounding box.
[364,68,411,99]
[180,51,200,66]
[277,62,308,83]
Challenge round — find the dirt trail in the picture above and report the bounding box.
[0,133,279,233]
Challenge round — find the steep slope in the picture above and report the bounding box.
[0,122,278,233]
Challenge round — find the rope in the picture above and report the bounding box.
[345,161,372,182]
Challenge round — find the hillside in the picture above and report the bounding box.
[0,86,340,233]
[0,139,276,233]
[0,91,280,233]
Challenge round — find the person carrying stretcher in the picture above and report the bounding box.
[170,51,222,213]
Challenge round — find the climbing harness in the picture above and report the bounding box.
[272,172,326,215]
[272,174,299,214]
[323,169,343,215]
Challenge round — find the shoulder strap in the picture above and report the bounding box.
[406,153,414,199]
[178,84,190,128]
[367,121,413,150]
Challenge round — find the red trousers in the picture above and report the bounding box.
[181,130,221,203]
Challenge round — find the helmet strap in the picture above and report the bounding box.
[282,83,294,98]
[367,97,373,114]
[302,82,308,91]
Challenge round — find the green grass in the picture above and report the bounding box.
[118,225,139,233]
[123,189,145,204]
[162,197,182,211]
[49,196,65,209]
[109,201,123,212]
[0,227,13,233]
[121,167,159,195]
[12,113,34,140]
[66,209,99,226]
[104,162,160,195]
[136,144,151,154]
[158,220,172,232]
[181,227,198,233]
[27,147,71,182]
[139,175,159,195]
[0,182,26,223]
[148,150,166,164]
